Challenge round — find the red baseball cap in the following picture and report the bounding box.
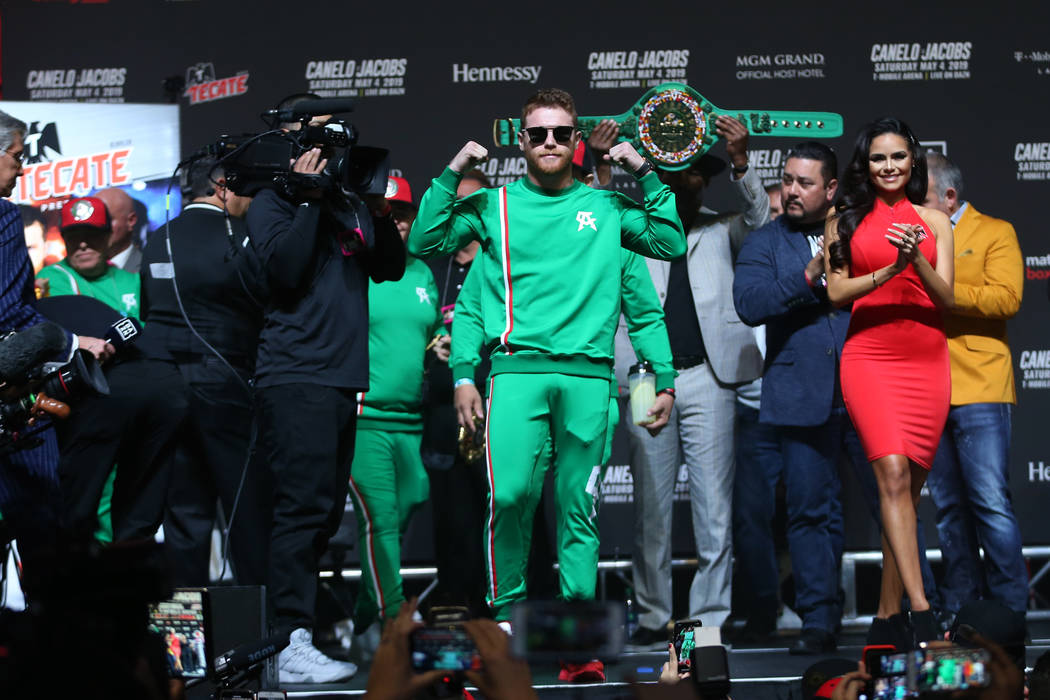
[385,176,413,206]
[60,197,111,234]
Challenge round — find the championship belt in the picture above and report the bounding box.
[492,82,843,171]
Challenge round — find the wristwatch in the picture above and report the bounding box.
[633,159,655,179]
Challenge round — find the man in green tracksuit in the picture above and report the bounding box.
[452,244,677,580]
[408,88,685,633]
[349,177,446,629]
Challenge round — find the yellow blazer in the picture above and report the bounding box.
[943,203,1023,405]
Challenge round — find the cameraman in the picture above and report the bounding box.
[247,95,405,683]
[0,110,110,562]
[138,156,270,587]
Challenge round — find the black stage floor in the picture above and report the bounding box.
[276,623,1050,699]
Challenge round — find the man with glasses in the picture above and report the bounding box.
[409,88,684,682]
[0,110,109,566]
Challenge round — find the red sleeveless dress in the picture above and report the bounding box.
[839,198,950,469]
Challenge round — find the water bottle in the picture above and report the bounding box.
[628,361,656,426]
[625,586,639,638]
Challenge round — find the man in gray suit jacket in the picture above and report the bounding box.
[616,115,767,644]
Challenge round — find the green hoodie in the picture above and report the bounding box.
[409,167,684,380]
[356,256,444,431]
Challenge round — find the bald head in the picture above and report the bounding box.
[95,187,138,258]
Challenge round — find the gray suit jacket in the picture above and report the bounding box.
[615,166,768,388]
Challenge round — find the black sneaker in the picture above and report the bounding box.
[627,626,668,650]
[867,613,911,650]
[789,628,837,655]
[910,609,939,645]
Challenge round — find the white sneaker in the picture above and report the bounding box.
[279,628,358,683]
[349,620,383,665]
[333,617,355,651]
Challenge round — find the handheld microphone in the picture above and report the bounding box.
[213,634,289,679]
[103,317,142,352]
[266,97,356,122]
[0,322,68,383]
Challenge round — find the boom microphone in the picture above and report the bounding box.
[0,322,68,383]
[267,97,356,122]
[103,317,142,352]
[213,633,289,679]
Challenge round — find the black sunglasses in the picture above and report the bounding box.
[521,125,576,145]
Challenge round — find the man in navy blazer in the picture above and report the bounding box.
[733,142,861,654]
[0,110,71,560]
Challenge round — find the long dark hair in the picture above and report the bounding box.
[828,117,928,270]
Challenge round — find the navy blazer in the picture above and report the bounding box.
[732,216,850,427]
[0,199,73,351]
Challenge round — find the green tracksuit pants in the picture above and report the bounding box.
[347,427,430,626]
[483,372,610,620]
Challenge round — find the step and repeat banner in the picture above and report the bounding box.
[2,0,1048,559]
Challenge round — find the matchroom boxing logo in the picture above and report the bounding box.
[1015,142,1050,181]
[869,41,972,81]
[1026,254,1050,281]
[26,67,126,102]
[586,49,689,89]
[184,63,249,106]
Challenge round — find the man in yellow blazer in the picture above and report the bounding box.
[923,152,1027,623]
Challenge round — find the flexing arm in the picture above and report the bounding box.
[407,142,488,259]
[733,227,823,326]
[617,171,687,260]
[953,221,1023,319]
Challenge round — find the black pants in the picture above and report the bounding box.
[256,383,357,630]
[424,451,489,615]
[57,357,188,541]
[163,356,272,587]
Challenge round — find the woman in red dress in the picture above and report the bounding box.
[825,117,954,646]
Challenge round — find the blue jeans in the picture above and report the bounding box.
[927,403,1028,614]
[778,407,860,633]
[732,403,783,627]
